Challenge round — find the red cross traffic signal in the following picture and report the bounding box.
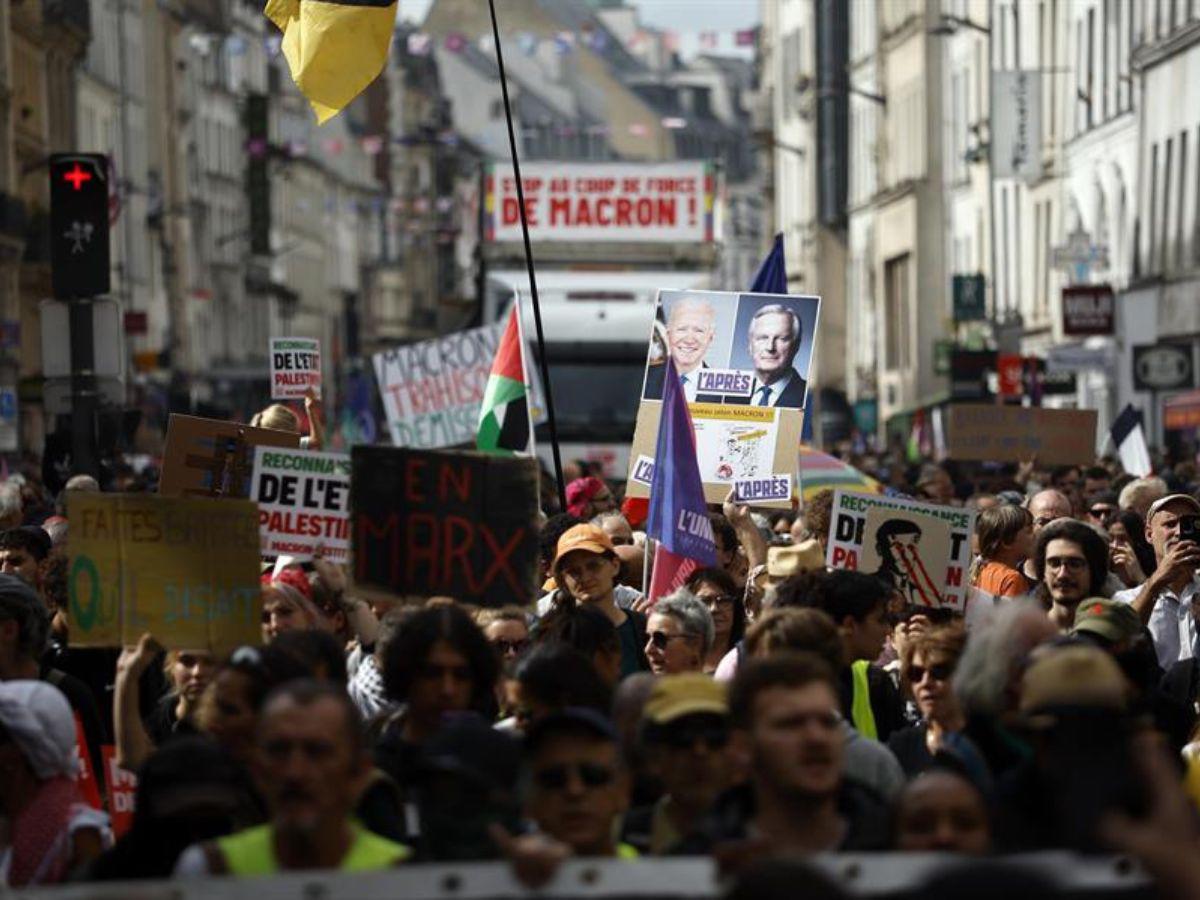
[49,154,111,299]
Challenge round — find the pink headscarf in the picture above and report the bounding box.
[566,476,606,518]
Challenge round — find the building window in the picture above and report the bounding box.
[1147,142,1158,272]
[1178,130,1189,267]
[884,254,911,371]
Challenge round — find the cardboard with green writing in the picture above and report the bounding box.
[159,413,300,499]
[252,446,351,562]
[68,493,262,651]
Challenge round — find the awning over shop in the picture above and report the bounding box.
[1164,389,1200,430]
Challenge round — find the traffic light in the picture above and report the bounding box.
[49,153,111,299]
[245,93,271,255]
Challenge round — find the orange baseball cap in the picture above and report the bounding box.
[552,524,616,574]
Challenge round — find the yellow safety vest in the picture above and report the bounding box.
[850,660,878,740]
[217,823,410,876]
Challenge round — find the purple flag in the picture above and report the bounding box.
[646,357,717,599]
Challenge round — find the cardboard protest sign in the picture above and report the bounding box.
[67,493,262,651]
[251,446,351,562]
[948,404,1098,466]
[372,323,504,448]
[625,289,820,507]
[351,446,538,607]
[270,336,321,400]
[159,414,300,499]
[826,490,976,610]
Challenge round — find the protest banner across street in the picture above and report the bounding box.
[251,446,351,562]
[66,492,263,651]
[158,413,301,499]
[625,288,819,508]
[269,336,322,400]
[947,404,1098,466]
[826,489,977,610]
[485,161,715,244]
[351,446,539,607]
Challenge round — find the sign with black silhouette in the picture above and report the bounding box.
[159,414,300,500]
[351,446,538,607]
[826,490,976,611]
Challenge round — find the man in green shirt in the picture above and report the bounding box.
[174,680,408,876]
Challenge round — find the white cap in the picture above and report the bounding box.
[1146,493,1200,522]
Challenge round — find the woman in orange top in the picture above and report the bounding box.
[970,504,1034,597]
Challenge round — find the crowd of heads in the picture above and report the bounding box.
[1,448,1200,894]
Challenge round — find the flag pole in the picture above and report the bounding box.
[488,0,567,513]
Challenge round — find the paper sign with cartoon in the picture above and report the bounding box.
[859,507,953,608]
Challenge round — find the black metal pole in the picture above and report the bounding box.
[68,298,100,479]
[487,0,567,513]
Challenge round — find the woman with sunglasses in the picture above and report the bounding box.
[685,568,746,675]
[644,591,713,677]
[888,624,973,778]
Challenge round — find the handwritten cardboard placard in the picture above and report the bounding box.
[159,414,300,499]
[270,337,322,400]
[252,446,351,562]
[351,446,538,607]
[67,493,262,651]
[826,490,976,610]
[947,404,1098,466]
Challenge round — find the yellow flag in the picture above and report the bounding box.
[264,0,398,124]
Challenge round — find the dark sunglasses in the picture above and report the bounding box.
[702,594,737,609]
[661,723,729,750]
[492,639,529,656]
[533,762,615,791]
[1089,506,1116,519]
[907,663,953,684]
[647,631,691,650]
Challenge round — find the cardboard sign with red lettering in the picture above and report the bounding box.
[102,745,137,837]
[351,446,538,607]
[270,337,321,400]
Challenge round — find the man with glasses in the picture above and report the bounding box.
[1086,490,1120,530]
[676,653,889,859]
[1020,489,1073,584]
[521,708,634,858]
[1114,494,1200,669]
[1031,519,1111,632]
[622,674,733,855]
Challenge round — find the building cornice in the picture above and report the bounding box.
[1132,21,1200,71]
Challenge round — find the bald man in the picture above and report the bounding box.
[643,298,723,404]
[1021,489,1074,583]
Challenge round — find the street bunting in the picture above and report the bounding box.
[947,404,1098,465]
[372,323,504,449]
[484,161,715,244]
[159,414,300,499]
[351,446,538,607]
[270,336,321,400]
[251,446,351,563]
[625,288,820,508]
[67,493,262,652]
[826,490,976,611]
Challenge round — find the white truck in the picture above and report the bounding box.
[480,161,721,479]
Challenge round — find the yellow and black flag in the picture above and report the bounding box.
[264,0,397,124]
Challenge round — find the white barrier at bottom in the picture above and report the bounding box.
[10,853,1152,899]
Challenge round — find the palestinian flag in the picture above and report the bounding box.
[476,307,532,455]
[264,0,398,124]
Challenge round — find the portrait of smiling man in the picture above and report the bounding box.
[727,301,810,408]
[642,296,724,404]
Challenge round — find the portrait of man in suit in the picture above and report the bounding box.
[728,303,808,408]
[642,296,725,403]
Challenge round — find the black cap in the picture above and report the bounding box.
[421,713,521,791]
[524,706,618,755]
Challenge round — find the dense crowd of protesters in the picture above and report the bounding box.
[3,446,1200,898]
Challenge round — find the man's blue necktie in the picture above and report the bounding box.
[756,385,771,407]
